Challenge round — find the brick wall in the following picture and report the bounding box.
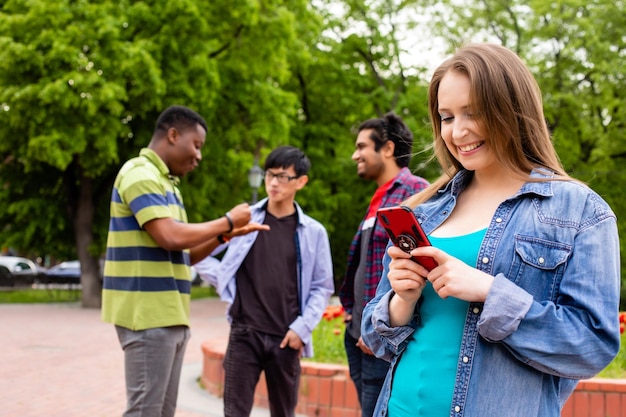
[201,339,626,417]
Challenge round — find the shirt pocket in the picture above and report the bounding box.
[507,235,572,301]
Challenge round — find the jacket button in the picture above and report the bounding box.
[482,257,489,264]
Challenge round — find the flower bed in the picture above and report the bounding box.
[303,304,347,365]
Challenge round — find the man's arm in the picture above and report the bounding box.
[143,203,251,253]
[189,221,270,265]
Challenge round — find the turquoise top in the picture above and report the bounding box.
[388,228,487,417]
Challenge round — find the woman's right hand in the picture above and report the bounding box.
[387,245,429,304]
[386,245,430,327]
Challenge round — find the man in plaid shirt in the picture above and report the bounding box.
[340,112,429,417]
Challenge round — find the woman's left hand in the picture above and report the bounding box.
[412,246,495,302]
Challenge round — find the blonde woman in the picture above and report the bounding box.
[361,43,621,417]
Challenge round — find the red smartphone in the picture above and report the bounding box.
[376,205,438,271]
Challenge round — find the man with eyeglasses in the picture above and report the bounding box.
[339,112,429,417]
[195,145,334,417]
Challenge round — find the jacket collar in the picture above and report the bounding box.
[442,168,556,199]
[252,197,306,226]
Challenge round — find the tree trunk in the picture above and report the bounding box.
[74,175,102,308]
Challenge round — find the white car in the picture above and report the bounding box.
[0,255,45,287]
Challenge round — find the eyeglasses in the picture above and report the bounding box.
[264,171,299,184]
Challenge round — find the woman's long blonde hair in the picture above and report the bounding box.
[406,43,570,209]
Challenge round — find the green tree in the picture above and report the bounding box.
[0,0,332,307]
[280,0,438,285]
[0,0,220,307]
[182,0,306,222]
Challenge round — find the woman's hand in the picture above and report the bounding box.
[410,246,494,302]
[386,245,429,327]
[387,245,429,304]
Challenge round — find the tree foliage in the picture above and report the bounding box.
[0,0,223,307]
[1,0,623,308]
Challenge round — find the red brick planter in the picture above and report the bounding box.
[201,339,626,417]
[562,378,626,417]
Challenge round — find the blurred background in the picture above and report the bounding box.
[1,0,624,309]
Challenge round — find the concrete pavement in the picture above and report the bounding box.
[0,297,272,417]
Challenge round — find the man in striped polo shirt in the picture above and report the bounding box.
[102,105,267,417]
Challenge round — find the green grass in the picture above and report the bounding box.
[0,285,217,303]
[0,287,81,303]
[189,285,218,299]
[597,331,626,378]
[305,314,348,365]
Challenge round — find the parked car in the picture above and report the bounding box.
[46,260,81,284]
[0,255,47,287]
[0,265,10,286]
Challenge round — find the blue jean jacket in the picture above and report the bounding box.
[194,198,335,358]
[361,169,621,417]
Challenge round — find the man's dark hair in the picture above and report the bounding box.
[154,105,208,136]
[264,146,311,177]
[356,112,414,168]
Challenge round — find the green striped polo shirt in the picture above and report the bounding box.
[101,148,192,331]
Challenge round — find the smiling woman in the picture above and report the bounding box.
[361,43,621,417]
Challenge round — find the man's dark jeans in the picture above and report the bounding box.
[344,331,390,417]
[223,324,301,417]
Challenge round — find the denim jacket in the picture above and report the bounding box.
[361,169,621,417]
[194,198,334,358]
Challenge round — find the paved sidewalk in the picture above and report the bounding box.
[0,297,272,417]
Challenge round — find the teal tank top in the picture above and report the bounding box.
[388,228,487,417]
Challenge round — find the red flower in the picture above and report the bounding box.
[323,305,345,321]
[619,312,626,334]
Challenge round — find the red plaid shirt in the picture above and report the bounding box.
[339,168,429,312]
